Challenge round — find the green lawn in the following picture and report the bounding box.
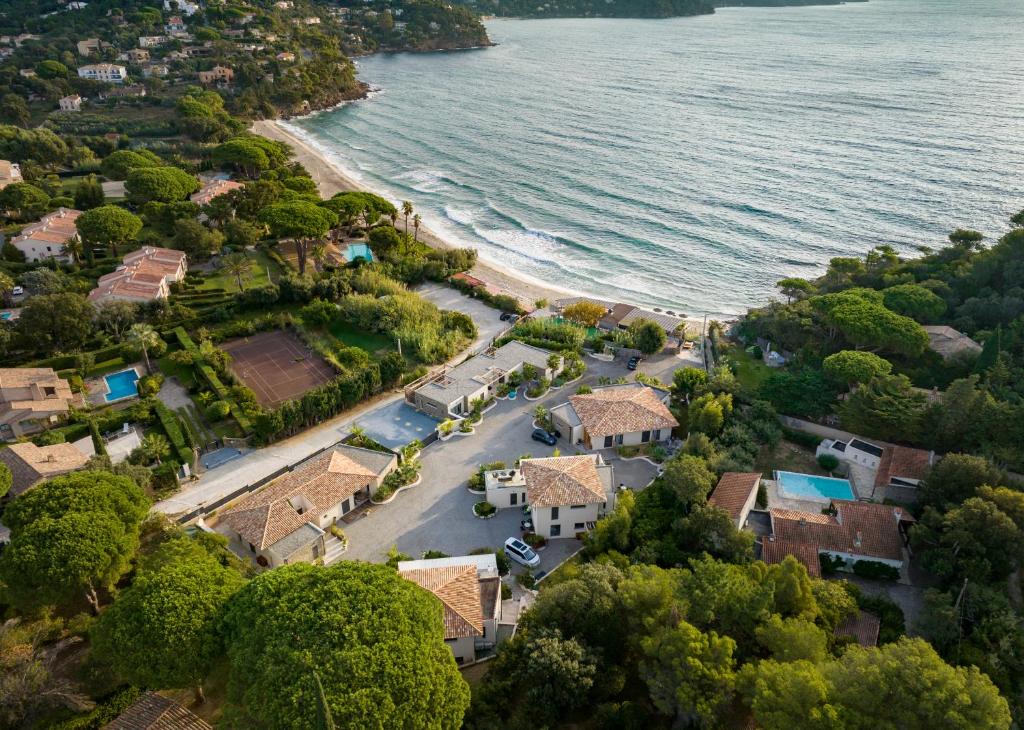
[327,320,396,355]
[156,355,197,388]
[724,345,772,392]
[198,248,281,292]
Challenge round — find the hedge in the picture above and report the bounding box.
[154,401,194,465]
[174,327,251,433]
[26,343,125,371]
[89,419,107,457]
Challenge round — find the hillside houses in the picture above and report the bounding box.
[10,208,81,263]
[88,247,187,304]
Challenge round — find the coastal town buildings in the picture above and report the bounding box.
[77,63,127,83]
[398,553,503,664]
[0,160,22,189]
[220,445,397,568]
[88,247,188,304]
[763,500,913,576]
[11,208,81,263]
[59,94,82,111]
[190,178,244,206]
[0,441,89,497]
[520,455,615,539]
[550,383,677,449]
[0,368,76,441]
[409,341,560,419]
[708,472,762,529]
[76,37,102,56]
[197,65,234,85]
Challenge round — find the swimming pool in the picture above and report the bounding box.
[776,471,855,502]
[104,368,140,402]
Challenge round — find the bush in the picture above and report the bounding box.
[137,373,164,397]
[523,533,546,548]
[329,524,346,542]
[207,400,231,420]
[474,501,496,517]
[517,572,536,589]
[301,298,337,327]
[818,453,840,472]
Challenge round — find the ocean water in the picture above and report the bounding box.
[293,0,1024,317]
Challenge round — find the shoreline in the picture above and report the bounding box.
[254,119,587,309]
[252,119,709,330]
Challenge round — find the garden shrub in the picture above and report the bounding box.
[474,501,496,517]
[154,401,193,465]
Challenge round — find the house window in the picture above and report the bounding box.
[615,434,624,446]
[574,522,585,530]
[570,504,586,510]
[604,435,613,448]
[551,506,559,520]
[641,430,651,443]
[312,543,320,559]
[44,387,56,396]
[551,524,561,537]
[248,542,256,553]
[510,492,518,506]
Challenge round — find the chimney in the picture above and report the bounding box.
[46,453,56,463]
[854,530,863,549]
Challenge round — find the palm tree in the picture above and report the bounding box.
[128,323,161,373]
[63,236,83,265]
[401,200,413,235]
[141,433,170,465]
[221,251,252,291]
[412,214,421,246]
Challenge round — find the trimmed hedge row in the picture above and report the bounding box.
[154,401,194,465]
[27,343,125,371]
[174,327,252,433]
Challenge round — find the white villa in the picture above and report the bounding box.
[486,455,615,539]
[550,383,677,450]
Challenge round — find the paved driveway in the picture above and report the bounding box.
[341,374,660,564]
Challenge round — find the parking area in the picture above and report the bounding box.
[351,400,439,450]
[341,369,661,565]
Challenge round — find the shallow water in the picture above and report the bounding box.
[294,0,1024,316]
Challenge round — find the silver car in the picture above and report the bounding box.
[504,537,541,568]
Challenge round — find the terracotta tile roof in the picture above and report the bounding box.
[568,385,677,439]
[11,208,81,248]
[761,538,822,577]
[90,247,186,303]
[0,368,72,392]
[221,446,394,550]
[522,455,606,507]
[105,691,212,729]
[709,472,761,521]
[770,500,908,562]
[836,611,881,648]
[0,442,89,495]
[399,564,483,639]
[190,179,244,206]
[873,445,934,490]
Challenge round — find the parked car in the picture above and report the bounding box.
[11,286,23,297]
[627,356,640,370]
[531,427,557,446]
[507,314,520,324]
[504,537,541,568]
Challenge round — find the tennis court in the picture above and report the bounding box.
[222,330,336,408]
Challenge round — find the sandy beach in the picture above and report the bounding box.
[252,119,573,310]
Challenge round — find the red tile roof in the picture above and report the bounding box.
[770,500,908,563]
[874,445,934,490]
[708,472,761,521]
[836,611,881,647]
[399,564,484,639]
[761,538,822,577]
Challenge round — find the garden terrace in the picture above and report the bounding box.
[221,329,336,409]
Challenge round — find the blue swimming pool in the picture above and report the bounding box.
[345,243,374,263]
[104,369,140,402]
[776,471,855,502]
[0,312,11,321]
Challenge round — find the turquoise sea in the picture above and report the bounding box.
[291,0,1024,317]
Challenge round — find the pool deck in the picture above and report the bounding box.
[763,479,834,514]
[102,367,142,403]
